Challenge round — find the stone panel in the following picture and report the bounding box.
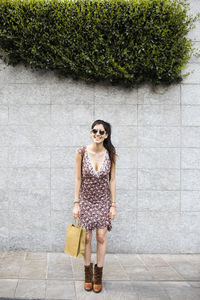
[181,148,200,169]
[136,212,181,253]
[181,169,200,190]
[182,106,200,126]
[95,104,137,126]
[181,84,200,105]
[138,148,180,169]
[138,84,180,105]
[180,212,200,253]
[138,105,180,126]
[138,127,180,148]
[94,84,137,105]
[138,191,180,211]
[138,169,180,190]
[181,191,200,211]
[182,127,200,147]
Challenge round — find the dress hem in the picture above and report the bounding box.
[80,223,112,233]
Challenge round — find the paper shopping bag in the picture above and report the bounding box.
[64,217,86,258]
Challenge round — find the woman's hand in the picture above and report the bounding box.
[109,206,116,220]
[73,203,80,219]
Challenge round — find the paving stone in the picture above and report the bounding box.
[140,297,170,300]
[48,252,71,264]
[0,252,5,259]
[104,253,120,263]
[46,279,76,299]
[139,255,168,267]
[183,254,200,265]
[47,263,73,280]
[75,280,107,299]
[19,259,47,279]
[0,279,18,297]
[71,258,85,280]
[15,279,45,298]
[103,280,139,299]
[130,281,168,298]
[25,251,47,260]
[147,266,183,281]
[160,254,189,264]
[0,255,25,267]
[0,258,23,278]
[166,261,200,280]
[103,263,129,280]
[187,281,200,288]
[160,281,200,300]
[3,251,26,258]
[116,254,144,267]
[123,266,154,281]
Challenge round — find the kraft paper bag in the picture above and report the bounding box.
[64,217,86,258]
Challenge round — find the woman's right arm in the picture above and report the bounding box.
[73,150,82,218]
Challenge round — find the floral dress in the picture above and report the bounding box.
[76,145,112,233]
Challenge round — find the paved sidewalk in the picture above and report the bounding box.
[0,251,200,300]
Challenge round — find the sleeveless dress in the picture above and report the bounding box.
[76,145,112,233]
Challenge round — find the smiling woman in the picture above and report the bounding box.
[73,119,117,293]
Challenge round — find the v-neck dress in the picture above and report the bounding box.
[76,145,112,233]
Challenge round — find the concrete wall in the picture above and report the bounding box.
[0,0,200,253]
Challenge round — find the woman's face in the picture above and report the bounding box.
[90,124,108,144]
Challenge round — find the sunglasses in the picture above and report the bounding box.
[91,128,106,135]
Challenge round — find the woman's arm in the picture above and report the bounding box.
[109,154,117,220]
[74,151,82,199]
[73,151,82,218]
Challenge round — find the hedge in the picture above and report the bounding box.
[0,0,199,87]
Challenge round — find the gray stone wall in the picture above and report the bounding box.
[0,0,200,253]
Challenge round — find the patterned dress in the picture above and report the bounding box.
[77,145,112,233]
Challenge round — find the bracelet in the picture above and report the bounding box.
[74,200,80,204]
[111,202,116,207]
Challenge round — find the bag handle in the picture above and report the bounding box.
[73,216,80,226]
[81,146,85,161]
[81,146,86,176]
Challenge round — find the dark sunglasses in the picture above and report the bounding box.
[91,128,106,135]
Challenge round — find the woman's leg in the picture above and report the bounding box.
[84,231,93,266]
[96,227,107,267]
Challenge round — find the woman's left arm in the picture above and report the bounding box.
[109,154,117,220]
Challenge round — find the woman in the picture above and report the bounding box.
[73,119,117,293]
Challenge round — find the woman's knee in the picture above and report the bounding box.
[86,232,92,244]
[96,234,106,244]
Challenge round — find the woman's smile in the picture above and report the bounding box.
[94,136,101,141]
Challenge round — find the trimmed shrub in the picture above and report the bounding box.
[0,0,199,87]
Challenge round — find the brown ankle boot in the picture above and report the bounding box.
[84,263,93,291]
[93,263,103,293]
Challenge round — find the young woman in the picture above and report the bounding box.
[73,119,117,293]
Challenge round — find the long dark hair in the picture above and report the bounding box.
[91,120,117,176]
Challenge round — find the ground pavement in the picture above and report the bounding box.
[0,251,200,300]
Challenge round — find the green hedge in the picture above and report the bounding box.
[0,0,199,87]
